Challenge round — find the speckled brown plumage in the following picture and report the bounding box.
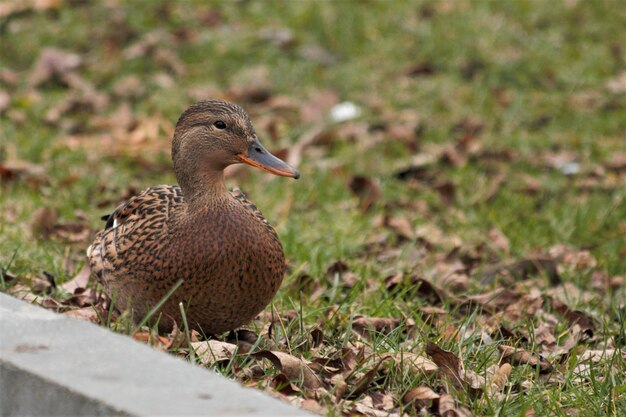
[87,100,299,334]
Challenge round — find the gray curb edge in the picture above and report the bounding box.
[0,293,310,417]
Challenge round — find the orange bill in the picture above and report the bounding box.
[236,137,300,179]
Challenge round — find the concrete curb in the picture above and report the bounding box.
[0,293,309,416]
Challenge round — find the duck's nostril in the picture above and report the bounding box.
[255,147,263,153]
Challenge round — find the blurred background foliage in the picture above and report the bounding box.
[1,1,625,415]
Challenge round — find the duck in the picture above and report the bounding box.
[87,100,300,334]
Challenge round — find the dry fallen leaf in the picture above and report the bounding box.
[352,316,407,338]
[392,352,438,375]
[0,160,48,187]
[325,260,360,289]
[31,207,92,243]
[255,309,298,324]
[297,44,337,65]
[605,152,626,172]
[349,175,381,212]
[289,273,324,301]
[352,402,401,417]
[434,180,456,206]
[533,322,557,346]
[45,91,108,125]
[412,277,446,304]
[382,273,403,292]
[67,287,99,308]
[348,355,393,398]
[258,27,295,49]
[192,340,238,366]
[253,350,324,390]
[0,270,17,284]
[0,0,61,19]
[383,215,415,241]
[228,66,273,104]
[28,47,82,87]
[487,363,511,396]
[311,346,361,378]
[62,306,102,323]
[403,385,440,409]
[548,297,596,338]
[226,328,259,352]
[299,90,339,123]
[133,331,170,347]
[436,393,474,417]
[368,391,396,411]
[268,373,302,396]
[405,61,438,77]
[499,345,553,374]
[8,283,62,309]
[31,207,59,238]
[606,71,626,94]
[549,244,597,270]
[461,288,520,314]
[30,271,56,294]
[480,257,560,285]
[579,349,626,364]
[61,263,91,293]
[425,342,483,396]
[299,398,327,415]
[394,162,436,182]
[487,228,510,254]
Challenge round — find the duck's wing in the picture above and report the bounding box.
[230,188,280,242]
[100,185,183,230]
[88,185,183,280]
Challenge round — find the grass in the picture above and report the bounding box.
[1,1,625,416]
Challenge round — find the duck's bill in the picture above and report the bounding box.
[236,138,300,179]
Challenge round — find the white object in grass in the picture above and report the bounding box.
[330,102,361,123]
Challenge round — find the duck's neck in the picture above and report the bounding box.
[178,169,230,210]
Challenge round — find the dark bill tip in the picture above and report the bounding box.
[237,138,300,179]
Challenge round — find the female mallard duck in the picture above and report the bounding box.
[88,100,299,334]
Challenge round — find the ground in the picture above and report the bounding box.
[1,1,625,416]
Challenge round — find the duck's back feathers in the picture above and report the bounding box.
[101,185,184,230]
[99,186,268,233]
[88,185,183,282]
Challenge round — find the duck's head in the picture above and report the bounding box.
[172,100,299,197]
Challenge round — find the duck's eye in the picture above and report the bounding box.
[214,120,226,129]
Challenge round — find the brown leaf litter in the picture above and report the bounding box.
[425,342,484,397]
[352,316,415,339]
[61,263,91,293]
[253,350,324,390]
[31,207,92,243]
[11,250,617,417]
[479,256,560,285]
[0,160,49,187]
[349,175,381,212]
[403,385,440,410]
[192,340,238,366]
[498,345,553,374]
[28,47,82,88]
